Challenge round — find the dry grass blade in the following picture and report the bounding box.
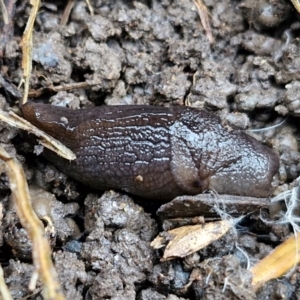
[86,0,94,15]
[20,0,40,105]
[192,0,214,43]
[0,109,76,160]
[251,232,300,290]
[291,0,300,13]
[0,0,9,24]
[60,0,75,28]
[151,220,232,260]
[0,204,11,299]
[0,147,65,299]
[0,256,13,300]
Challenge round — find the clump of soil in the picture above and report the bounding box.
[0,0,300,299]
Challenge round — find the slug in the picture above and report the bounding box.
[21,103,279,200]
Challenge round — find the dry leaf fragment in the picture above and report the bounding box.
[151,220,232,260]
[251,232,300,290]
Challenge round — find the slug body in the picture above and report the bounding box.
[21,103,279,200]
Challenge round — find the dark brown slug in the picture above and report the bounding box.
[21,103,279,200]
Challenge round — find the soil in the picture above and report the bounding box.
[0,0,300,299]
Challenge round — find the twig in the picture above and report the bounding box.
[28,80,102,98]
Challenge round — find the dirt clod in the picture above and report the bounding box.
[1,0,300,299]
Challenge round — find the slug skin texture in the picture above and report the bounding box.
[21,103,279,200]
